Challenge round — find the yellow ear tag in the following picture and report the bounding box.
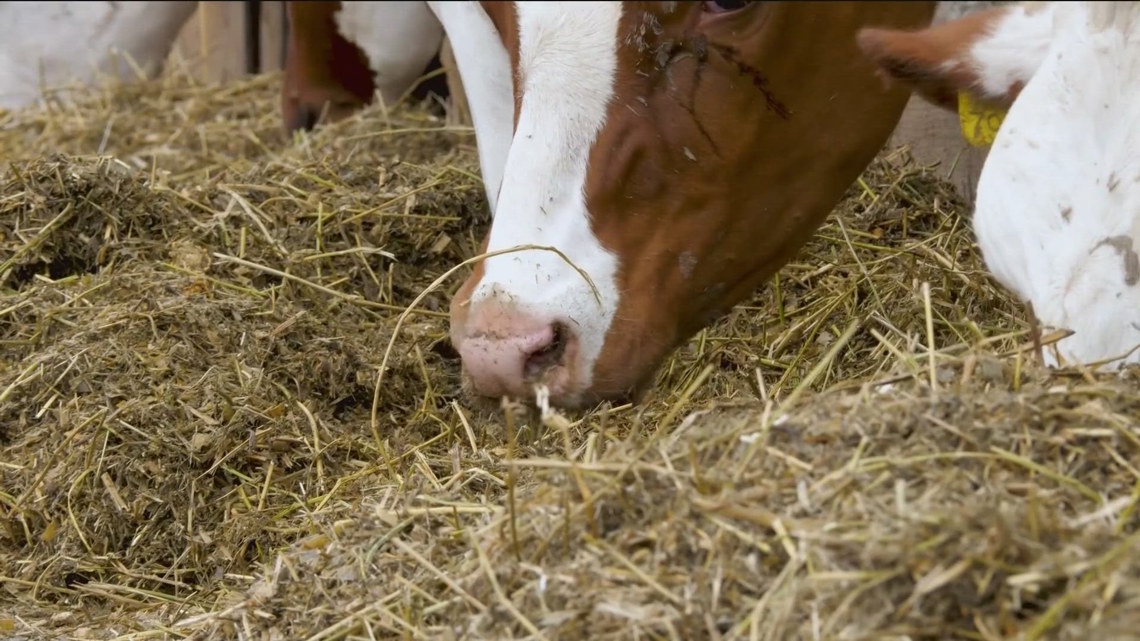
[958,91,1008,147]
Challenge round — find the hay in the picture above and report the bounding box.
[2,67,1139,641]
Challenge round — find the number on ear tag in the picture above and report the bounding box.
[958,91,1007,147]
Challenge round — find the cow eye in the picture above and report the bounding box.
[701,0,754,14]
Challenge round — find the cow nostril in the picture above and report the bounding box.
[299,107,319,131]
[286,105,321,134]
[524,322,568,381]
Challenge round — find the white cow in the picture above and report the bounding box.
[862,1,1140,370]
[0,1,197,110]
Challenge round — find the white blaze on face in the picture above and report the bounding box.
[469,2,625,390]
[0,1,197,109]
[970,1,1140,367]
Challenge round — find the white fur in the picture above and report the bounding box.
[429,1,624,393]
[473,2,623,392]
[0,1,197,109]
[335,2,445,107]
[424,1,515,212]
[966,2,1055,99]
[971,1,1140,368]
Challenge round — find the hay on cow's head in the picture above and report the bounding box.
[2,63,1139,641]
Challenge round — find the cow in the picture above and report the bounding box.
[859,1,1140,370]
[284,1,948,409]
[281,2,455,131]
[0,1,198,110]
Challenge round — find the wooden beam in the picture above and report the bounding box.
[167,1,286,83]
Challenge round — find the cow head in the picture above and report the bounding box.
[281,1,947,409]
[449,1,939,408]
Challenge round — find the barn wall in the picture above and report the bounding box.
[165,1,287,83]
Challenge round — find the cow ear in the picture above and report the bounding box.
[857,5,1048,113]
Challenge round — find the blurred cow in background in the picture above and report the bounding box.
[0,2,198,110]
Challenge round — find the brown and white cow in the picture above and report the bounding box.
[281,2,455,132]
[285,1,946,409]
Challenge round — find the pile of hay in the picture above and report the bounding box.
[2,68,1139,641]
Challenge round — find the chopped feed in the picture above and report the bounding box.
[2,67,1139,641]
